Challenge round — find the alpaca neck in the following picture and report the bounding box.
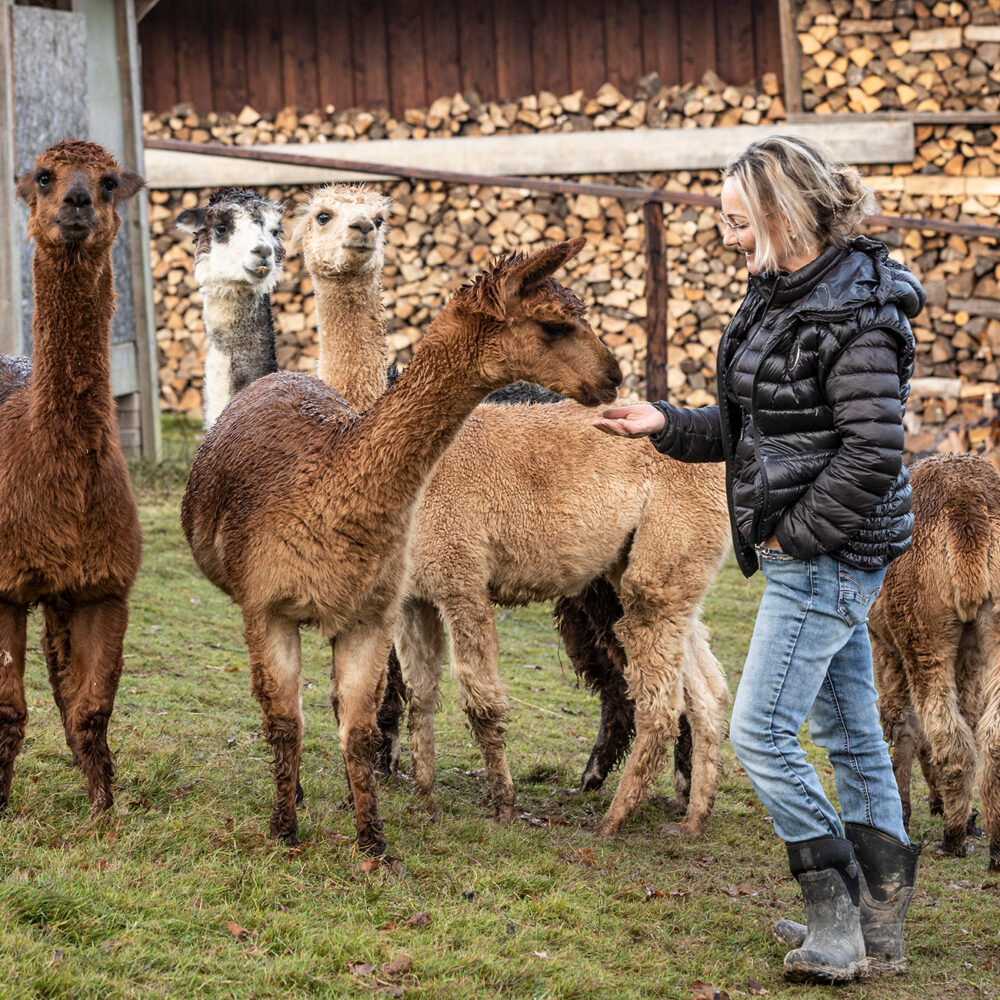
[314,273,387,412]
[29,245,116,446]
[201,285,277,427]
[345,304,492,510]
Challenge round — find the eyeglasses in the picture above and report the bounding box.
[718,213,750,234]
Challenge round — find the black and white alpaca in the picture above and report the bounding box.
[175,188,285,428]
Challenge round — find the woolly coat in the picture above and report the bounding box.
[651,237,925,578]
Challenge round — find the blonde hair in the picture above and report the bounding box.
[723,132,878,274]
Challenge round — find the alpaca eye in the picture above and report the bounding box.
[102,178,117,196]
[214,224,228,237]
[374,217,384,229]
[540,322,573,340]
[37,171,51,188]
[316,212,331,226]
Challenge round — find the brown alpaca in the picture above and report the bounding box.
[295,191,730,836]
[0,141,144,818]
[869,452,1000,870]
[180,237,622,855]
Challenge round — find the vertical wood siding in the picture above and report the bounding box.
[140,0,781,114]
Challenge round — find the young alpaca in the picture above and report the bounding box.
[0,141,144,817]
[294,192,728,834]
[869,452,1000,871]
[180,238,622,855]
[175,188,285,428]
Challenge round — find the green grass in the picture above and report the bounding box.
[0,416,997,999]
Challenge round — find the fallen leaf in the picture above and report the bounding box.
[533,951,549,959]
[381,955,413,977]
[347,961,376,976]
[747,981,769,996]
[360,857,380,874]
[572,848,595,867]
[226,920,255,941]
[644,885,665,900]
[406,911,431,926]
[378,922,399,931]
[692,983,730,1000]
[375,987,404,998]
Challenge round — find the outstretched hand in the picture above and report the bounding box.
[592,403,666,438]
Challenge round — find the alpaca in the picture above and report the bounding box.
[291,186,639,788]
[175,188,285,428]
[295,191,729,835]
[869,452,1000,871]
[0,140,144,818]
[180,237,622,855]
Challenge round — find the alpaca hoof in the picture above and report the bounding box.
[269,817,299,846]
[967,809,985,840]
[592,819,620,839]
[295,781,304,806]
[937,832,969,857]
[650,794,687,817]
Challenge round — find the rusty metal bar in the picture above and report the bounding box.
[643,201,668,404]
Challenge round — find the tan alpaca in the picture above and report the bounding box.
[291,185,392,412]
[294,188,731,838]
[869,452,1000,872]
[180,237,622,855]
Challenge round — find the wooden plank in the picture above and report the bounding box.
[279,0,319,111]
[604,0,641,94]
[531,0,569,98]
[0,0,22,356]
[678,2,713,86]
[174,0,213,111]
[315,0,354,109]
[640,0,679,87]
[351,0,390,109]
[137,1,178,112]
[752,0,784,80]
[423,0,460,103]
[386,0,426,114]
[244,0,285,113]
[789,109,1000,125]
[644,201,668,403]
[494,0,533,99]
[457,0,496,100]
[777,0,802,114]
[211,0,249,114]
[715,0,755,86]
[566,0,606,95]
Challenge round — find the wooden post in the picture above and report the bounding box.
[0,0,23,357]
[116,0,161,461]
[644,200,668,404]
[777,0,803,116]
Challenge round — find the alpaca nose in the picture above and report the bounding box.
[63,187,92,209]
[251,243,273,260]
[350,218,374,235]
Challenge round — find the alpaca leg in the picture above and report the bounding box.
[671,624,727,836]
[374,646,407,778]
[0,603,28,816]
[332,621,392,855]
[899,624,977,856]
[244,612,303,845]
[58,597,129,816]
[442,597,515,821]
[871,629,918,832]
[973,606,1000,871]
[553,584,635,791]
[394,599,445,810]
[918,737,943,817]
[41,603,77,763]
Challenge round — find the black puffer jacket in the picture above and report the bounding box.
[650,237,925,578]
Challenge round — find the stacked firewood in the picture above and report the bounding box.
[796,0,1000,113]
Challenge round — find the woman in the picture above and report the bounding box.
[595,133,924,984]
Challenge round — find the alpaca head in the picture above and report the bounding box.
[452,237,622,407]
[16,140,144,254]
[290,185,391,279]
[175,188,285,295]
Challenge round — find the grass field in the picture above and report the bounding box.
[0,416,997,1000]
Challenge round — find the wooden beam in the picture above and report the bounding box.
[0,0,23,357]
[644,201,668,404]
[777,0,802,115]
[135,0,161,21]
[788,109,1000,126]
[117,0,161,461]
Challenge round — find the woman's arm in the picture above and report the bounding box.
[593,400,726,463]
[775,327,904,557]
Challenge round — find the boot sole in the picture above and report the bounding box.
[784,958,868,983]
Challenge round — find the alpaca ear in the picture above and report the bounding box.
[115,171,146,203]
[15,170,36,205]
[510,235,586,293]
[175,207,207,235]
[287,212,310,256]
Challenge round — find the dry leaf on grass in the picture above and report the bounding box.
[406,911,431,926]
[347,961,376,976]
[226,920,256,941]
[381,955,413,977]
[692,982,730,1000]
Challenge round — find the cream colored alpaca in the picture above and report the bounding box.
[295,189,731,838]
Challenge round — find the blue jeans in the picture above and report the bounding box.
[729,548,908,845]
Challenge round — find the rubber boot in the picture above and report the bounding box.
[773,825,921,976]
[781,836,868,983]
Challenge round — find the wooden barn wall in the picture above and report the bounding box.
[139,0,782,115]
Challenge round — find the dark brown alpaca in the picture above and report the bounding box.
[0,141,144,818]
[180,237,622,856]
[869,452,1000,870]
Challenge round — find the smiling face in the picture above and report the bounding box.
[16,140,144,253]
[720,176,762,273]
[291,185,391,279]
[175,189,285,295]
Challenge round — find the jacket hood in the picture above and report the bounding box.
[750,236,926,321]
